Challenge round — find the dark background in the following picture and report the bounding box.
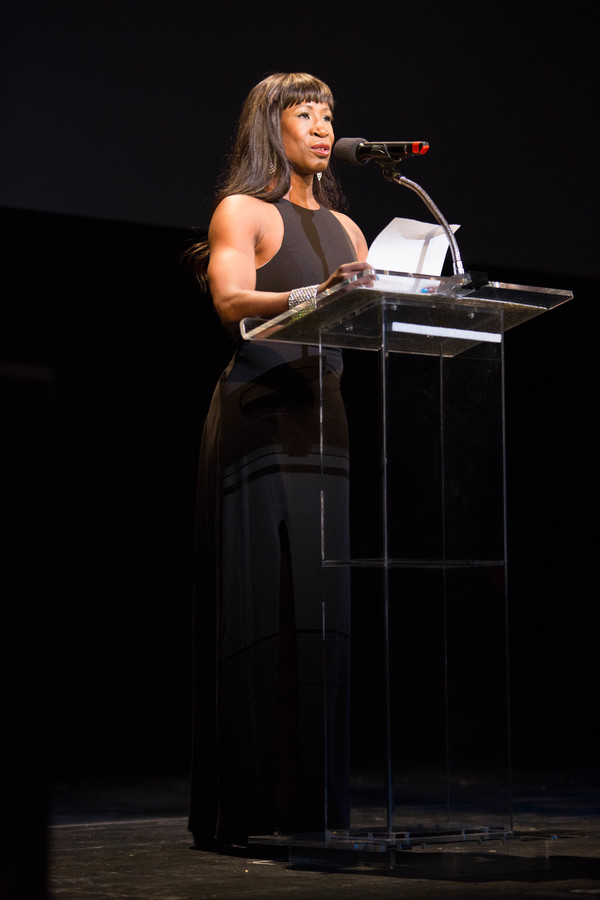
[1,0,598,821]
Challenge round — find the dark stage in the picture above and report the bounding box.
[47,769,600,898]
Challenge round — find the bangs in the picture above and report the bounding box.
[273,73,334,110]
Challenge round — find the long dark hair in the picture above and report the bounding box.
[184,73,347,284]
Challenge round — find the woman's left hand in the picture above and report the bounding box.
[317,261,376,295]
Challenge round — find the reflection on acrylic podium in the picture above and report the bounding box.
[241,270,572,857]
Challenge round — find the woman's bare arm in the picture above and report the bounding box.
[208,195,374,327]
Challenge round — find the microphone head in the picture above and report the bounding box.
[333,137,369,167]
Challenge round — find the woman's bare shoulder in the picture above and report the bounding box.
[213,194,273,220]
[211,194,278,236]
[209,195,282,261]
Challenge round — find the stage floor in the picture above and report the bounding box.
[46,768,600,899]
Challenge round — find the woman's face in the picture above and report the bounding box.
[280,101,334,177]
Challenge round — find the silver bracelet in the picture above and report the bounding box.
[288,284,320,309]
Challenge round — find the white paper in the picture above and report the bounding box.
[367,217,461,276]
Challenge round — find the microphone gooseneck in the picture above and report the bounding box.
[386,170,464,276]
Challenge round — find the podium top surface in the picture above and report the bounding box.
[240,270,573,357]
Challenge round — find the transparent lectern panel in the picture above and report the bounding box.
[338,349,385,562]
[440,340,506,562]
[383,312,505,565]
[322,309,506,567]
[320,323,511,842]
[385,352,445,561]
[441,566,511,829]
[348,566,511,837]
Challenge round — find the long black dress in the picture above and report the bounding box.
[189,198,356,845]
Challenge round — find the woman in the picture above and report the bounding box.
[187,72,373,849]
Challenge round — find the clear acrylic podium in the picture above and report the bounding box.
[241,270,572,857]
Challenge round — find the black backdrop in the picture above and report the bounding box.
[1,0,598,790]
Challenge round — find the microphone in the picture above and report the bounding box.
[334,137,429,167]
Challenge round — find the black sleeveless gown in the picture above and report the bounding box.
[189,199,356,845]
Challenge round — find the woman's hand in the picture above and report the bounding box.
[317,261,376,296]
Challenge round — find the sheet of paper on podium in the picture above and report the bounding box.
[367,217,461,276]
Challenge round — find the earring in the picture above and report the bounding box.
[269,161,276,174]
[316,172,322,181]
